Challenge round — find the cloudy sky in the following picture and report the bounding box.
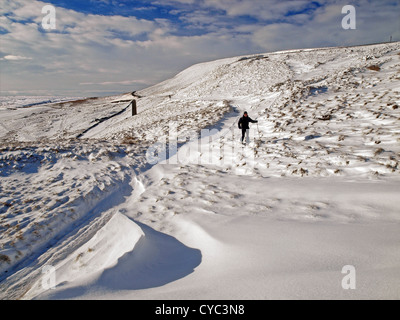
[1,0,399,97]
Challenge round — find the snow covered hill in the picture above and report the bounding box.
[0,42,400,300]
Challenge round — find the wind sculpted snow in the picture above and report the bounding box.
[1,42,400,300]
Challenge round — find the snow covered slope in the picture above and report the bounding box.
[1,42,400,300]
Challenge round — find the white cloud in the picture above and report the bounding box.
[0,0,167,95]
[203,0,312,21]
[80,79,151,86]
[250,1,400,51]
[0,55,32,61]
[1,0,398,97]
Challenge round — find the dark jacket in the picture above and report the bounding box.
[239,116,258,130]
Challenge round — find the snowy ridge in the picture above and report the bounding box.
[0,42,400,299]
[0,97,84,110]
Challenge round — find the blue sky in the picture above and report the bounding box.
[1,0,399,97]
[43,0,180,20]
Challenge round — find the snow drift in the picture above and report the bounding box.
[1,42,400,300]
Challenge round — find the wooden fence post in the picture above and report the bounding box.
[132,99,137,116]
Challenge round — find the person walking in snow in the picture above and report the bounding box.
[238,111,258,144]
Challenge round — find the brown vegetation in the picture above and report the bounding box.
[367,65,381,71]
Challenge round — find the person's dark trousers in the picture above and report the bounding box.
[241,129,249,143]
